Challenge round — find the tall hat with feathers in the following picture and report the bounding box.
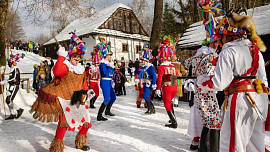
[7,53,25,66]
[95,37,113,58]
[157,36,179,61]
[68,34,87,60]
[91,46,102,64]
[140,43,153,61]
[216,10,266,52]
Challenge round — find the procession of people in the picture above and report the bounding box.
[1,0,270,152]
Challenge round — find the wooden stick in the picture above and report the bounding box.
[0,69,6,117]
[174,76,257,80]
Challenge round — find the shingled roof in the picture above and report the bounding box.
[178,4,270,49]
[44,3,149,46]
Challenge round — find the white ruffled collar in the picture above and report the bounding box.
[9,66,17,72]
[63,60,84,74]
[100,59,115,68]
[161,61,172,66]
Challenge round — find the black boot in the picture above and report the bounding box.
[199,126,210,152]
[145,101,155,114]
[97,103,108,121]
[165,111,177,128]
[90,97,97,109]
[80,145,91,151]
[209,129,220,152]
[105,102,115,116]
[5,114,16,120]
[169,103,175,123]
[16,108,24,119]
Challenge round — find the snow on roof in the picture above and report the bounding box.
[44,3,138,45]
[178,4,270,49]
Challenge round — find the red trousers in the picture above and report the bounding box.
[162,86,177,111]
[55,117,89,139]
[89,81,99,97]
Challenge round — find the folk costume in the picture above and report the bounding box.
[30,34,93,151]
[96,37,116,121]
[196,11,269,152]
[136,44,157,114]
[1,54,24,120]
[87,48,101,108]
[171,55,187,107]
[135,67,145,108]
[156,36,179,128]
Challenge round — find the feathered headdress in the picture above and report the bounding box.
[95,37,112,58]
[140,43,153,61]
[68,34,87,60]
[7,53,25,66]
[157,36,179,61]
[91,46,102,63]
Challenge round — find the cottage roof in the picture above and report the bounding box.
[44,3,149,45]
[178,4,270,49]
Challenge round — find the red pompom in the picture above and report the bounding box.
[66,107,70,112]
[71,119,75,124]
[81,117,85,123]
[85,105,89,109]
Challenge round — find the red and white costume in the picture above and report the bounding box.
[87,66,100,98]
[197,39,269,152]
[156,62,178,111]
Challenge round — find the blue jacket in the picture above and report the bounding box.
[99,60,115,79]
[138,63,156,85]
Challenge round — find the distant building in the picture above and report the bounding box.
[43,3,149,61]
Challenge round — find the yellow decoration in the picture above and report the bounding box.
[254,79,263,94]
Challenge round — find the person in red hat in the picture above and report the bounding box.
[155,36,179,128]
[30,34,94,152]
[87,47,101,108]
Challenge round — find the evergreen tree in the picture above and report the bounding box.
[161,3,180,38]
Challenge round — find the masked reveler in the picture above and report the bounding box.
[30,34,94,151]
[136,44,157,114]
[155,36,179,128]
[1,54,24,120]
[96,37,116,121]
[196,9,269,152]
[87,47,101,109]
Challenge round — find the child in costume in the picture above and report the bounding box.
[1,54,24,120]
[196,11,269,152]
[96,37,116,121]
[38,73,46,92]
[30,34,94,151]
[87,48,101,109]
[155,36,179,128]
[135,43,157,114]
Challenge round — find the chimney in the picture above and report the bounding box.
[88,7,95,16]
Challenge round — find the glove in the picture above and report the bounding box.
[87,89,95,101]
[6,91,11,96]
[135,79,139,85]
[57,47,68,57]
[184,79,195,92]
[155,90,161,97]
[152,84,157,90]
[0,80,8,85]
[146,81,151,87]
[111,81,115,88]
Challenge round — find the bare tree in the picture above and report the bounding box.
[6,7,25,41]
[150,0,163,56]
[129,0,153,35]
[0,0,9,69]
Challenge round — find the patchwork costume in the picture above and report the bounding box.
[197,12,269,152]
[30,34,92,152]
[96,37,117,121]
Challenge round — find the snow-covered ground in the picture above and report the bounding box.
[0,50,269,152]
